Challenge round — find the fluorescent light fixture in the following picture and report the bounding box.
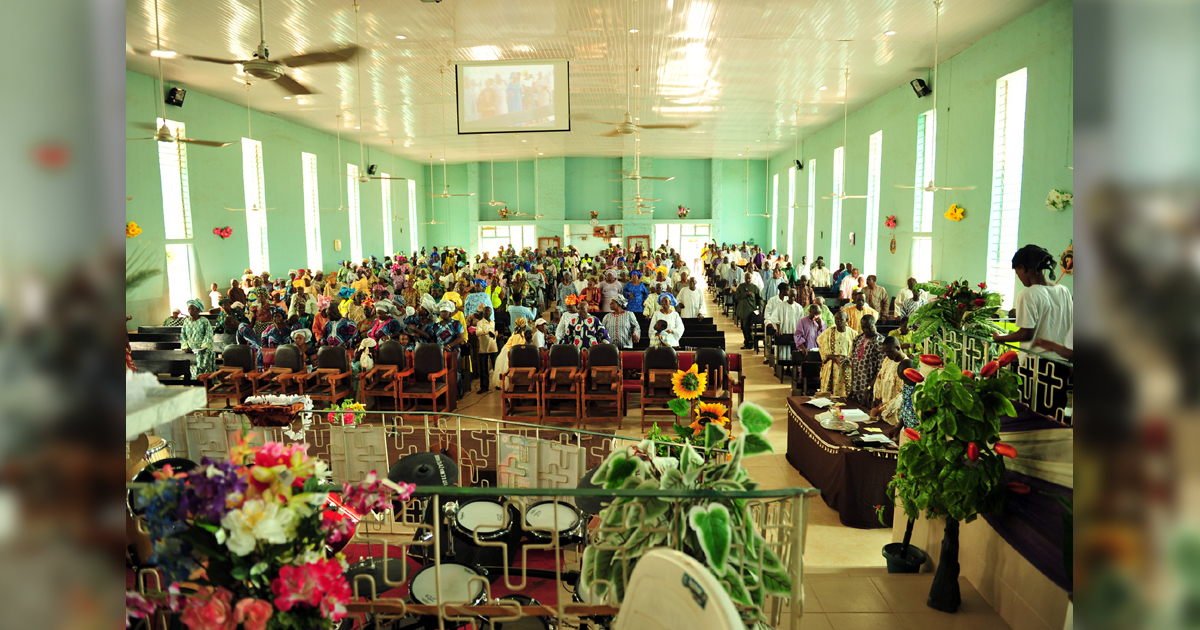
[818,86,827,91]
[629,28,639,33]
[355,126,361,129]
[538,152,544,155]
[150,49,177,58]
[884,30,896,35]
[395,35,407,39]
[284,96,292,100]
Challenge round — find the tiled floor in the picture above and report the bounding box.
[801,570,1011,630]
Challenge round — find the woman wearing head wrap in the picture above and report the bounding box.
[556,271,581,313]
[180,299,216,379]
[342,291,367,327]
[261,305,298,348]
[623,270,650,317]
[319,301,359,348]
[602,294,640,350]
[489,316,531,389]
[599,269,624,314]
[368,299,404,342]
[432,300,467,358]
[648,293,685,348]
[993,244,1073,361]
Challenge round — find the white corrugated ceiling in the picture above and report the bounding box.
[126,0,1048,162]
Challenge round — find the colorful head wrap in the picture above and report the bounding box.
[270,305,286,318]
[437,299,456,313]
[443,291,463,308]
[564,294,579,306]
[515,317,528,329]
[420,294,438,314]
[405,306,416,317]
[317,296,331,310]
[659,293,677,306]
[338,287,355,299]
[375,299,400,318]
[610,294,628,309]
[186,298,205,311]
[630,270,643,279]
[290,328,312,344]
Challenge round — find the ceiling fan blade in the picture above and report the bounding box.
[179,52,244,65]
[638,122,699,130]
[821,195,835,200]
[279,46,360,68]
[599,129,621,138]
[224,207,247,211]
[275,74,314,95]
[449,193,476,197]
[642,176,675,181]
[128,121,158,132]
[642,197,662,202]
[127,137,156,141]
[179,137,235,147]
[893,185,919,189]
[937,185,978,190]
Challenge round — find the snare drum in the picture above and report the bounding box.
[143,436,172,463]
[490,594,557,630]
[407,562,487,606]
[452,499,516,542]
[523,501,586,546]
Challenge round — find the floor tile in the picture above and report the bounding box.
[895,612,1012,630]
[799,613,834,630]
[806,577,891,613]
[825,613,909,630]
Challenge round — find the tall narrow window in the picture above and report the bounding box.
[985,68,1029,308]
[912,110,937,232]
[301,153,323,271]
[407,180,418,254]
[158,119,194,239]
[864,131,883,276]
[241,138,269,273]
[830,146,844,265]
[164,244,195,312]
[381,175,394,255]
[911,236,933,283]
[806,160,816,264]
[770,174,779,252]
[786,166,797,261]
[346,163,363,262]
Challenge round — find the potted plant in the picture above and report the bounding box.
[581,391,786,627]
[883,350,1022,612]
[910,279,1004,355]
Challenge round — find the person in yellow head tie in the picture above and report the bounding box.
[443,290,468,330]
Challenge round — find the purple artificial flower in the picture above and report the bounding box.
[179,458,248,523]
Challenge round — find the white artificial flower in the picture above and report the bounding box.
[220,499,298,556]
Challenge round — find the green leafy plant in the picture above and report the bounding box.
[580,402,787,625]
[909,279,1004,353]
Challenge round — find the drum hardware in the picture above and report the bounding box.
[575,466,608,517]
[143,436,174,463]
[486,594,558,630]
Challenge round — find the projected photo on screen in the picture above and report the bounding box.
[456,59,570,134]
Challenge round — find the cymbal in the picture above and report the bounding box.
[388,452,458,488]
[575,465,608,515]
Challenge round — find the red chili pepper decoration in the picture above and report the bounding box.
[980,360,1000,378]
[903,428,921,441]
[1006,482,1031,495]
[994,442,1018,458]
[919,354,944,367]
[962,370,975,379]
[997,350,1019,367]
[903,368,925,383]
[967,442,979,461]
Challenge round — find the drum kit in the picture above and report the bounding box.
[341,453,614,630]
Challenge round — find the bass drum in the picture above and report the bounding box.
[487,594,557,630]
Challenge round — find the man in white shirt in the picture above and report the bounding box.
[839,268,861,300]
[894,277,927,316]
[747,265,765,293]
[675,276,707,318]
[810,260,832,288]
[765,287,805,361]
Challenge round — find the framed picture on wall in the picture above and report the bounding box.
[538,236,560,251]
[849,232,856,246]
[627,235,650,252]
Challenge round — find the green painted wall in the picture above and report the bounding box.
[652,159,712,221]
[565,158,622,221]
[719,159,771,246]
[126,70,426,327]
[768,0,1073,299]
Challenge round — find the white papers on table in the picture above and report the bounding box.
[840,408,871,422]
[859,434,895,445]
[805,397,833,408]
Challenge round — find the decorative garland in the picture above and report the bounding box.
[1046,189,1072,211]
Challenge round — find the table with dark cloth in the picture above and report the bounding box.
[786,396,900,528]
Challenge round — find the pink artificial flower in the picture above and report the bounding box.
[126,592,157,628]
[272,559,351,621]
[180,588,235,630]
[340,471,391,514]
[320,509,355,545]
[234,598,274,630]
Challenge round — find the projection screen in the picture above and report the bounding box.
[456,59,571,134]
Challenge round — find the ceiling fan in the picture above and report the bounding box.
[579,1,699,136]
[340,4,408,185]
[226,82,275,212]
[823,68,868,201]
[477,159,507,207]
[320,114,351,211]
[615,150,661,212]
[895,0,977,193]
[130,0,359,95]
[426,68,476,199]
[127,0,232,147]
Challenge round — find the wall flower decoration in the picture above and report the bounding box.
[213,226,233,239]
[885,214,897,229]
[1045,189,1072,211]
[499,207,510,220]
[944,204,965,222]
[589,210,599,220]
[677,205,690,219]
[126,221,143,238]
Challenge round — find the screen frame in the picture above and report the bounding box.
[455,59,571,135]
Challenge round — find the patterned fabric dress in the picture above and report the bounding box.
[602,311,639,349]
[261,322,298,348]
[873,357,905,426]
[322,319,359,347]
[236,322,264,370]
[433,319,465,355]
[900,384,918,428]
[848,333,885,405]
[180,316,215,379]
[368,316,403,342]
[560,313,610,349]
[816,326,855,398]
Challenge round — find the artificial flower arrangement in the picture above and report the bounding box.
[590,210,599,220]
[909,279,1004,354]
[884,214,897,229]
[1045,189,1072,212]
[877,350,1023,612]
[327,399,367,426]
[499,207,510,220]
[127,221,143,238]
[582,399,787,626]
[943,204,965,222]
[677,205,690,219]
[125,433,415,630]
[214,226,233,240]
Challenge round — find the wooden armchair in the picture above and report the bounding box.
[501,345,543,423]
[198,344,257,407]
[583,344,623,429]
[358,340,407,412]
[640,346,679,431]
[620,351,643,414]
[248,344,305,397]
[296,347,354,408]
[398,343,451,415]
[541,344,583,426]
[693,347,732,409]
[727,352,747,410]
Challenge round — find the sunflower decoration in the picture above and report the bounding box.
[689,401,730,435]
[671,364,707,400]
[944,204,965,222]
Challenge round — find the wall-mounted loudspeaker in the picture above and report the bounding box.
[794,159,804,170]
[368,165,378,175]
[166,87,186,107]
[910,78,932,98]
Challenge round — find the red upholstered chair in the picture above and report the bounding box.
[678,352,694,372]
[501,344,543,423]
[582,344,623,429]
[694,348,733,409]
[727,352,747,409]
[398,343,451,415]
[640,346,680,431]
[541,344,584,426]
[620,351,643,414]
[358,340,407,411]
